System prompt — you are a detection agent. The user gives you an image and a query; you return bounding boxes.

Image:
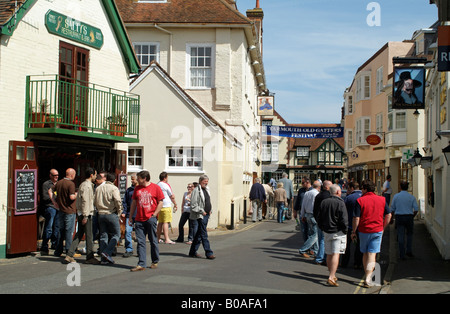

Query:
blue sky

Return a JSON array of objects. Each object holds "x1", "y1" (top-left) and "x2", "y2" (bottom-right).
[{"x1": 237, "y1": 0, "x2": 438, "y2": 124}]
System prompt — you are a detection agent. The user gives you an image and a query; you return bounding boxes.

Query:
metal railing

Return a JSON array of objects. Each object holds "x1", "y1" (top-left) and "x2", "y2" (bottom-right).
[{"x1": 25, "y1": 75, "x2": 140, "y2": 142}]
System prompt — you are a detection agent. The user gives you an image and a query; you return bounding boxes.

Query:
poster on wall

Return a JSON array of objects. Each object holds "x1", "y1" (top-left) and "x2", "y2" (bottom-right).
[
  {"x1": 392, "y1": 67, "x2": 425, "y2": 110},
  {"x1": 257, "y1": 96, "x2": 274, "y2": 116}
]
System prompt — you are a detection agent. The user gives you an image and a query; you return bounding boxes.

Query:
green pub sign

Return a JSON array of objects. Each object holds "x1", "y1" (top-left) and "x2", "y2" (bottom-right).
[{"x1": 45, "y1": 10, "x2": 103, "y2": 49}]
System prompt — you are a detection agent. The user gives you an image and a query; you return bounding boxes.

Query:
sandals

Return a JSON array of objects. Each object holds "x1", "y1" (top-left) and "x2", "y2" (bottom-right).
[{"x1": 327, "y1": 278, "x2": 339, "y2": 287}]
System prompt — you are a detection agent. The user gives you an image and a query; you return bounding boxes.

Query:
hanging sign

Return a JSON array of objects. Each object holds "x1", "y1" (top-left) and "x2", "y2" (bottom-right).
[
  {"x1": 366, "y1": 134, "x2": 382, "y2": 145},
  {"x1": 45, "y1": 10, "x2": 104, "y2": 49},
  {"x1": 257, "y1": 96, "x2": 274, "y2": 116},
  {"x1": 438, "y1": 25, "x2": 450, "y2": 72},
  {"x1": 392, "y1": 67, "x2": 425, "y2": 110},
  {"x1": 264, "y1": 126, "x2": 343, "y2": 138}
]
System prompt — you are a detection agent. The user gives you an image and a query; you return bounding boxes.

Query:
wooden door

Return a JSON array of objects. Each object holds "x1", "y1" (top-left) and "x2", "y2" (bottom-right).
[
  {"x1": 7, "y1": 141, "x2": 38, "y2": 255},
  {"x1": 59, "y1": 41, "x2": 89, "y2": 128}
]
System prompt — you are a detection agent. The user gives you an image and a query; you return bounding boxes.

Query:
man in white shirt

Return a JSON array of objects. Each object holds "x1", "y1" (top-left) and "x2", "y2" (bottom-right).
[
  {"x1": 382, "y1": 175, "x2": 392, "y2": 205},
  {"x1": 157, "y1": 172, "x2": 178, "y2": 244},
  {"x1": 298, "y1": 180, "x2": 321, "y2": 258}
]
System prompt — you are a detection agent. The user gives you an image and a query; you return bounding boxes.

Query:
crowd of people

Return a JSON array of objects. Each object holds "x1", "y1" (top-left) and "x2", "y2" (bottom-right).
[
  {"x1": 40, "y1": 168, "x2": 215, "y2": 271},
  {"x1": 250, "y1": 172, "x2": 418, "y2": 288},
  {"x1": 40, "y1": 168, "x2": 418, "y2": 285},
  {"x1": 287, "y1": 175, "x2": 418, "y2": 288}
]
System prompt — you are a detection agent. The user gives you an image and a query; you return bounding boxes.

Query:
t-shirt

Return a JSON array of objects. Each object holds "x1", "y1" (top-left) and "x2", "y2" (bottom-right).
[
  {"x1": 157, "y1": 181, "x2": 173, "y2": 208},
  {"x1": 132, "y1": 183, "x2": 164, "y2": 222},
  {"x1": 202, "y1": 187, "x2": 211, "y2": 214},
  {"x1": 42, "y1": 179, "x2": 55, "y2": 207},
  {"x1": 354, "y1": 192, "x2": 392, "y2": 233},
  {"x1": 53, "y1": 178, "x2": 76, "y2": 214},
  {"x1": 383, "y1": 180, "x2": 392, "y2": 194}
]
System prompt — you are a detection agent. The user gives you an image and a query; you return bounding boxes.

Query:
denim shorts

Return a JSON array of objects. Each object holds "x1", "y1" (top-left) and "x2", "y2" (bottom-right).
[{"x1": 359, "y1": 231, "x2": 383, "y2": 253}]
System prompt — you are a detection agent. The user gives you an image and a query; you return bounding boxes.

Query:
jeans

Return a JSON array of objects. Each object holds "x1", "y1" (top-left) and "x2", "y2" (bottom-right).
[
  {"x1": 124, "y1": 217, "x2": 134, "y2": 253},
  {"x1": 189, "y1": 214, "x2": 214, "y2": 258},
  {"x1": 300, "y1": 219, "x2": 309, "y2": 242},
  {"x1": 299, "y1": 213, "x2": 318, "y2": 255},
  {"x1": 383, "y1": 193, "x2": 391, "y2": 206},
  {"x1": 135, "y1": 217, "x2": 159, "y2": 267},
  {"x1": 315, "y1": 227, "x2": 326, "y2": 263},
  {"x1": 176, "y1": 212, "x2": 194, "y2": 242},
  {"x1": 395, "y1": 215, "x2": 414, "y2": 258},
  {"x1": 68, "y1": 215, "x2": 95, "y2": 259},
  {"x1": 276, "y1": 202, "x2": 285, "y2": 223},
  {"x1": 98, "y1": 214, "x2": 121, "y2": 259},
  {"x1": 252, "y1": 200, "x2": 263, "y2": 222},
  {"x1": 54, "y1": 212, "x2": 76, "y2": 256},
  {"x1": 190, "y1": 218, "x2": 200, "y2": 243},
  {"x1": 41, "y1": 206, "x2": 60, "y2": 251}
]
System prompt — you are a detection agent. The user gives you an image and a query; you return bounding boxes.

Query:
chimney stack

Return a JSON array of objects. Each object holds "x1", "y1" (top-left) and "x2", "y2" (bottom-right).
[{"x1": 246, "y1": 0, "x2": 264, "y2": 55}]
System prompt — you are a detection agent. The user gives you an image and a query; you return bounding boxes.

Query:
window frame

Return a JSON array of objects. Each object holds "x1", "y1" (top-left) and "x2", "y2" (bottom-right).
[
  {"x1": 356, "y1": 72, "x2": 371, "y2": 102},
  {"x1": 376, "y1": 66, "x2": 383, "y2": 95},
  {"x1": 128, "y1": 147, "x2": 143, "y2": 172},
  {"x1": 186, "y1": 43, "x2": 215, "y2": 89},
  {"x1": 133, "y1": 42, "x2": 160, "y2": 67},
  {"x1": 356, "y1": 117, "x2": 371, "y2": 145},
  {"x1": 296, "y1": 146, "x2": 310, "y2": 158},
  {"x1": 345, "y1": 129, "x2": 353, "y2": 152},
  {"x1": 166, "y1": 147, "x2": 204, "y2": 173}
]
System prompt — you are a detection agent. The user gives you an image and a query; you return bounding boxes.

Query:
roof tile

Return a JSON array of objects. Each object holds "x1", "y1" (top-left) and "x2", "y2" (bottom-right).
[{"x1": 116, "y1": 0, "x2": 251, "y2": 25}]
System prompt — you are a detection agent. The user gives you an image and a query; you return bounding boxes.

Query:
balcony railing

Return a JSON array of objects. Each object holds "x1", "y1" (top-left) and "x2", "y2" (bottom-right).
[{"x1": 25, "y1": 75, "x2": 140, "y2": 142}]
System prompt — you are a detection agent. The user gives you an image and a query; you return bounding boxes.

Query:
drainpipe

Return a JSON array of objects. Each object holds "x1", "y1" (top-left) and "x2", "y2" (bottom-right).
[{"x1": 154, "y1": 23, "x2": 172, "y2": 76}]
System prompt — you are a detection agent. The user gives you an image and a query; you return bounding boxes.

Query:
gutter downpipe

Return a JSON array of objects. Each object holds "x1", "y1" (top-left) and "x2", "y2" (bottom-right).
[{"x1": 154, "y1": 23, "x2": 172, "y2": 76}]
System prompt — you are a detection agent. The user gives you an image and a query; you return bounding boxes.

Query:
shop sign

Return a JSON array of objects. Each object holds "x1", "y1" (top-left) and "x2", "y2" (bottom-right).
[
  {"x1": 402, "y1": 148, "x2": 413, "y2": 164},
  {"x1": 45, "y1": 10, "x2": 103, "y2": 49},
  {"x1": 438, "y1": 25, "x2": 450, "y2": 72},
  {"x1": 366, "y1": 134, "x2": 382, "y2": 145}
]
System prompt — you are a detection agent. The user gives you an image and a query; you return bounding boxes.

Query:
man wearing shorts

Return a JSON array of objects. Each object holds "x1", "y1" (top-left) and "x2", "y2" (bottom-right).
[
  {"x1": 317, "y1": 184, "x2": 348, "y2": 287},
  {"x1": 352, "y1": 180, "x2": 392, "y2": 287},
  {"x1": 157, "y1": 172, "x2": 178, "y2": 244}
]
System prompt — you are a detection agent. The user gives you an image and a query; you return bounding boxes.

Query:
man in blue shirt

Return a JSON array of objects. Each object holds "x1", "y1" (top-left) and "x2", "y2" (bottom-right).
[
  {"x1": 342, "y1": 181, "x2": 363, "y2": 268},
  {"x1": 391, "y1": 181, "x2": 419, "y2": 260},
  {"x1": 121, "y1": 174, "x2": 137, "y2": 257}
]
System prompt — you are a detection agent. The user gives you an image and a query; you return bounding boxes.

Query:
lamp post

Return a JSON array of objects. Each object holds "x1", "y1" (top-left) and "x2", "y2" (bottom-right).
[
  {"x1": 443, "y1": 144, "x2": 450, "y2": 165},
  {"x1": 413, "y1": 148, "x2": 423, "y2": 167}
]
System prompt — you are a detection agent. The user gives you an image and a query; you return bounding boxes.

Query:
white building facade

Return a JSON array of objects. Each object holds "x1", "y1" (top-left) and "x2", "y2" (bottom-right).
[{"x1": 117, "y1": 0, "x2": 267, "y2": 227}]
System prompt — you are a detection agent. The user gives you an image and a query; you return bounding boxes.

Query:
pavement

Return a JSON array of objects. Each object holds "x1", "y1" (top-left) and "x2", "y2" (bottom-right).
[{"x1": 380, "y1": 217, "x2": 450, "y2": 294}]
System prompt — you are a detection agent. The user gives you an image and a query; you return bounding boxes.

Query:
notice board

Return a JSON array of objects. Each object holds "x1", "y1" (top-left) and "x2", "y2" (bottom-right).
[{"x1": 14, "y1": 169, "x2": 37, "y2": 215}]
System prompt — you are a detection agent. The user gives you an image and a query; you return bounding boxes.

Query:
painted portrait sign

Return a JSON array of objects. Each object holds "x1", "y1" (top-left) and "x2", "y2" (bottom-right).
[
  {"x1": 392, "y1": 67, "x2": 425, "y2": 110},
  {"x1": 257, "y1": 96, "x2": 274, "y2": 116}
]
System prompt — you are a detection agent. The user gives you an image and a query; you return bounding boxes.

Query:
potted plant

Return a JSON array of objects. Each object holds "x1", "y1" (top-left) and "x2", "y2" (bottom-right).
[
  {"x1": 107, "y1": 113, "x2": 127, "y2": 136},
  {"x1": 30, "y1": 99, "x2": 50, "y2": 128}
]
